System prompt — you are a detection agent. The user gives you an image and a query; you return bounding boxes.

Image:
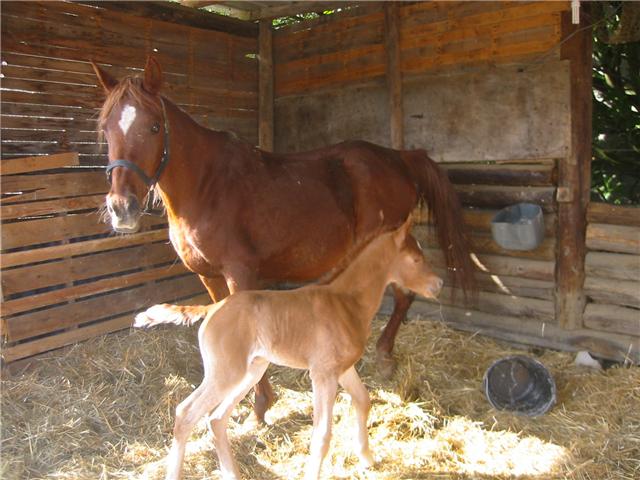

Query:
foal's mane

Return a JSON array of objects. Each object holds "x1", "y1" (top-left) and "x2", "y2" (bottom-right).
[
  {"x1": 98, "y1": 76, "x2": 162, "y2": 130},
  {"x1": 317, "y1": 223, "x2": 399, "y2": 285}
]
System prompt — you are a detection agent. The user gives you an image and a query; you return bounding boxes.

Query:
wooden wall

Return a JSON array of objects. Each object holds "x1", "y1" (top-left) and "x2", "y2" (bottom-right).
[
  {"x1": 0, "y1": 0, "x2": 259, "y2": 165},
  {"x1": 0, "y1": 154, "x2": 209, "y2": 362},
  {"x1": 273, "y1": 2, "x2": 638, "y2": 363},
  {"x1": 584, "y1": 204, "x2": 640, "y2": 350}
]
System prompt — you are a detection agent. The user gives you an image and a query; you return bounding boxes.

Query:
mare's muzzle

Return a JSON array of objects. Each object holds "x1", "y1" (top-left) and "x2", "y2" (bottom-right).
[{"x1": 107, "y1": 194, "x2": 142, "y2": 233}]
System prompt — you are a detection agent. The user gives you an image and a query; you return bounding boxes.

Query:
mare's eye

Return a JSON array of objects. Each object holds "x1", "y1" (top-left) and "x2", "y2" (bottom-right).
[{"x1": 150, "y1": 122, "x2": 160, "y2": 134}]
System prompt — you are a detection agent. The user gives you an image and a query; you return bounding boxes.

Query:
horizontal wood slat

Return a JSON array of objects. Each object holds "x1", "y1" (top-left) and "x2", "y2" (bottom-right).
[{"x1": 1, "y1": 155, "x2": 204, "y2": 362}]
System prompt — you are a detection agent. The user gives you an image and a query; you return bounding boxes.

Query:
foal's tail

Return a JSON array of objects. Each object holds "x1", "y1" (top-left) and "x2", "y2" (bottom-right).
[
  {"x1": 134, "y1": 304, "x2": 211, "y2": 328},
  {"x1": 401, "y1": 150, "x2": 477, "y2": 301}
]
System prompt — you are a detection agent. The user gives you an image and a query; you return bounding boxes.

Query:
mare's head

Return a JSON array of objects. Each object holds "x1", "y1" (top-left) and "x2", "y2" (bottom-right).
[
  {"x1": 92, "y1": 57, "x2": 167, "y2": 233},
  {"x1": 388, "y1": 218, "x2": 443, "y2": 299}
]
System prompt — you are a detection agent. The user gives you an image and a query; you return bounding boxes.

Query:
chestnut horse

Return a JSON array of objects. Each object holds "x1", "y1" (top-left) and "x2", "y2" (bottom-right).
[
  {"x1": 93, "y1": 57, "x2": 474, "y2": 422},
  {"x1": 134, "y1": 218, "x2": 443, "y2": 480}
]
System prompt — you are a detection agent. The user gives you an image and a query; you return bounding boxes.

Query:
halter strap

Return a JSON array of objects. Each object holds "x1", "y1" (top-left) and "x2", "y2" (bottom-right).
[{"x1": 105, "y1": 97, "x2": 171, "y2": 193}]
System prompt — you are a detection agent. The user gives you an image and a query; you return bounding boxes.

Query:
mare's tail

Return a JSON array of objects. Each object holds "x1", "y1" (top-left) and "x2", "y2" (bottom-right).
[
  {"x1": 401, "y1": 150, "x2": 477, "y2": 301},
  {"x1": 134, "y1": 304, "x2": 211, "y2": 328}
]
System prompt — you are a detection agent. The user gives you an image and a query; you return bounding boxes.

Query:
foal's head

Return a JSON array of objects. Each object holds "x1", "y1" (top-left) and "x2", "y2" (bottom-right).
[
  {"x1": 92, "y1": 57, "x2": 166, "y2": 233},
  {"x1": 389, "y1": 218, "x2": 443, "y2": 300}
]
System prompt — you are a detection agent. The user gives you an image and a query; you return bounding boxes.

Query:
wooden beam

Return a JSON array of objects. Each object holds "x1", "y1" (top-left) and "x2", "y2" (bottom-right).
[
  {"x1": 252, "y1": 2, "x2": 354, "y2": 21},
  {"x1": 384, "y1": 2, "x2": 403, "y2": 149},
  {"x1": 555, "y1": 8, "x2": 593, "y2": 330},
  {"x1": 258, "y1": 20, "x2": 274, "y2": 152},
  {"x1": 1, "y1": 152, "x2": 79, "y2": 175},
  {"x1": 82, "y1": 1, "x2": 258, "y2": 37}
]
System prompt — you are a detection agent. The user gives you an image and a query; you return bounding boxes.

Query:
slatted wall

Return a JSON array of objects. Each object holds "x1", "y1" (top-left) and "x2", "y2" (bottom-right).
[
  {"x1": 1, "y1": 0, "x2": 259, "y2": 164},
  {"x1": 0, "y1": 153, "x2": 209, "y2": 362},
  {"x1": 584, "y1": 204, "x2": 640, "y2": 344},
  {"x1": 274, "y1": 1, "x2": 569, "y2": 97},
  {"x1": 0, "y1": 1, "x2": 260, "y2": 362}
]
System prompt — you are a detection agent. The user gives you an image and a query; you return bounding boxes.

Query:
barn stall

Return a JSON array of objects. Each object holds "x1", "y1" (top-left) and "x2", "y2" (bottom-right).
[{"x1": 1, "y1": 1, "x2": 639, "y2": 479}]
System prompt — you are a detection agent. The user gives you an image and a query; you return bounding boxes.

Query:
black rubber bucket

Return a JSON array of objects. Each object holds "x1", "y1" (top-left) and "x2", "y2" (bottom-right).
[{"x1": 483, "y1": 355, "x2": 556, "y2": 417}]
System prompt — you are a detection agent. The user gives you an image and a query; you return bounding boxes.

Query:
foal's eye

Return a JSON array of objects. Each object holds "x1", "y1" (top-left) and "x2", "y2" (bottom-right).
[{"x1": 150, "y1": 123, "x2": 160, "y2": 134}]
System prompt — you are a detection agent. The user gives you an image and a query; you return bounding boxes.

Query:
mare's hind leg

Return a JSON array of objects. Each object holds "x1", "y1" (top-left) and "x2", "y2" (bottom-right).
[
  {"x1": 208, "y1": 358, "x2": 270, "y2": 479},
  {"x1": 375, "y1": 284, "x2": 415, "y2": 378},
  {"x1": 338, "y1": 366, "x2": 374, "y2": 467}
]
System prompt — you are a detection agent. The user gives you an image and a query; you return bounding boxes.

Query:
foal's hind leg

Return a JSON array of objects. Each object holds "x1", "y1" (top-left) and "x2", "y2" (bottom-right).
[
  {"x1": 305, "y1": 373, "x2": 339, "y2": 480},
  {"x1": 208, "y1": 358, "x2": 270, "y2": 480},
  {"x1": 375, "y1": 284, "x2": 415, "y2": 378},
  {"x1": 166, "y1": 381, "x2": 222, "y2": 480},
  {"x1": 338, "y1": 366, "x2": 374, "y2": 467}
]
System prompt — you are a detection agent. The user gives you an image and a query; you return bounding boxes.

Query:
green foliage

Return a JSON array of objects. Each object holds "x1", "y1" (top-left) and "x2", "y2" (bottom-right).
[{"x1": 591, "y1": 5, "x2": 640, "y2": 204}]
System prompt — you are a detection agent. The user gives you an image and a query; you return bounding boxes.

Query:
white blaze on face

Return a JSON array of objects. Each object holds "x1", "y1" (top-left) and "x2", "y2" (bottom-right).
[{"x1": 118, "y1": 104, "x2": 137, "y2": 136}]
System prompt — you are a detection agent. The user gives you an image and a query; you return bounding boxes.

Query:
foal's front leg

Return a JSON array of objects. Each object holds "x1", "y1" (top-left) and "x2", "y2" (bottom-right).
[
  {"x1": 305, "y1": 373, "x2": 338, "y2": 480},
  {"x1": 338, "y1": 366, "x2": 374, "y2": 467}
]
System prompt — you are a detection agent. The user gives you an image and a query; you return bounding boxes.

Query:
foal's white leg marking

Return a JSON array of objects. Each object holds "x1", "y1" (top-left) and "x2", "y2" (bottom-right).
[
  {"x1": 305, "y1": 376, "x2": 338, "y2": 480},
  {"x1": 338, "y1": 366, "x2": 374, "y2": 467},
  {"x1": 118, "y1": 104, "x2": 137, "y2": 136}
]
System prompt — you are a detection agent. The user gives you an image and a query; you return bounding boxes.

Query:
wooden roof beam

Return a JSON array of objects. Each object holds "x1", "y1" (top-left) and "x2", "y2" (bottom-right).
[{"x1": 85, "y1": 1, "x2": 258, "y2": 37}]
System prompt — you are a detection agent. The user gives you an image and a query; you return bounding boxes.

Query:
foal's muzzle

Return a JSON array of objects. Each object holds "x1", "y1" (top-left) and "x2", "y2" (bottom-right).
[{"x1": 106, "y1": 194, "x2": 142, "y2": 233}]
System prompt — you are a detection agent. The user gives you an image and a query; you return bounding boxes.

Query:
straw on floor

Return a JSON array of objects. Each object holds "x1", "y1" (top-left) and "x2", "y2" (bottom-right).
[{"x1": 1, "y1": 314, "x2": 638, "y2": 480}]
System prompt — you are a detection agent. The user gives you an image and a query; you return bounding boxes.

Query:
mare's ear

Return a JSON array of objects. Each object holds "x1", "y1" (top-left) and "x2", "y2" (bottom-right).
[
  {"x1": 143, "y1": 56, "x2": 163, "y2": 95},
  {"x1": 394, "y1": 216, "x2": 413, "y2": 247},
  {"x1": 91, "y1": 60, "x2": 118, "y2": 93}
]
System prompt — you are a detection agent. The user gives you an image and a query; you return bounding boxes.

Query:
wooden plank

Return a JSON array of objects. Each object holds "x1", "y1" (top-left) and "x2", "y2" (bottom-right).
[
  {"x1": 588, "y1": 202, "x2": 640, "y2": 227},
  {"x1": 1, "y1": 242, "x2": 176, "y2": 297},
  {"x1": 1, "y1": 152, "x2": 79, "y2": 175},
  {"x1": 585, "y1": 277, "x2": 640, "y2": 309},
  {"x1": 586, "y1": 224, "x2": 640, "y2": 255},
  {"x1": 2, "y1": 263, "x2": 189, "y2": 317},
  {"x1": 436, "y1": 286, "x2": 555, "y2": 322},
  {"x1": 1, "y1": 229, "x2": 168, "y2": 268},
  {"x1": 400, "y1": 301, "x2": 639, "y2": 364},
  {"x1": 584, "y1": 304, "x2": 640, "y2": 337},
  {"x1": 1, "y1": 293, "x2": 210, "y2": 363},
  {"x1": 4, "y1": 273, "x2": 204, "y2": 342},
  {"x1": 425, "y1": 247, "x2": 555, "y2": 281},
  {"x1": 0, "y1": 194, "x2": 104, "y2": 221},
  {"x1": 443, "y1": 162, "x2": 557, "y2": 186},
  {"x1": 384, "y1": 2, "x2": 403, "y2": 150},
  {"x1": 472, "y1": 272, "x2": 555, "y2": 301},
  {"x1": 1, "y1": 170, "x2": 107, "y2": 203},
  {"x1": 258, "y1": 20, "x2": 274, "y2": 152},
  {"x1": 585, "y1": 252, "x2": 640, "y2": 281},
  {"x1": 415, "y1": 225, "x2": 555, "y2": 261},
  {"x1": 454, "y1": 185, "x2": 556, "y2": 212},
  {"x1": 556, "y1": 8, "x2": 593, "y2": 330}
]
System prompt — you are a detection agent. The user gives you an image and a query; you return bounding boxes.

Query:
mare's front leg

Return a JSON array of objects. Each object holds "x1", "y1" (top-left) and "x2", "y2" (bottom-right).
[
  {"x1": 199, "y1": 274, "x2": 231, "y2": 302},
  {"x1": 305, "y1": 373, "x2": 339, "y2": 480},
  {"x1": 225, "y1": 266, "x2": 276, "y2": 424},
  {"x1": 375, "y1": 284, "x2": 415, "y2": 378}
]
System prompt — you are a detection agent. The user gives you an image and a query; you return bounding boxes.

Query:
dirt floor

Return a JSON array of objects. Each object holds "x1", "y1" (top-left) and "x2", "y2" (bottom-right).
[{"x1": 1, "y1": 314, "x2": 638, "y2": 479}]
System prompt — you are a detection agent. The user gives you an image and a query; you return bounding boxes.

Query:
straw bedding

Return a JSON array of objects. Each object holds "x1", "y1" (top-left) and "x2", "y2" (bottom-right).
[{"x1": 2, "y1": 315, "x2": 638, "y2": 479}]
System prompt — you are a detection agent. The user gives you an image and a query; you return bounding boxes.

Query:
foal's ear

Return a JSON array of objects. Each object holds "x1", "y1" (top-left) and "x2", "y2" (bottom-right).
[
  {"x1": 143, "y1": 56, "x2": 163, "y2": 95},
  {"x1": 91, "y1": 60, "x2": 118, "y2": 93},
  {"x1": 394, "y1": 216, "x2": 413, "y2": 247}
]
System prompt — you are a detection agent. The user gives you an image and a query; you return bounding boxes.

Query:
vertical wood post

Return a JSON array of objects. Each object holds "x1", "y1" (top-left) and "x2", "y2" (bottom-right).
[
  {"x1": 556, "y1": 9, "x2": 593, "y2": 330},
  {"x1": 259, "y1": 19, "x2": 274, "y2": 151},
  {"x1": 384, "y1": 2, "x2": 404, "y2": 150}
]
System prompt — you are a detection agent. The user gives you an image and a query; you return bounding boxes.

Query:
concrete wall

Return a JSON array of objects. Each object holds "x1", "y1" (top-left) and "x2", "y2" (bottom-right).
[{"x1": 275, "y1": 61, "x2": 570, "y2": 161}]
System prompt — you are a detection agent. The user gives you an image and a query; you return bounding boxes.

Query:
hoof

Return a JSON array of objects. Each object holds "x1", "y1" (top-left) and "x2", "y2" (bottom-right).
[
  {"x1": 376, "y1": 351, "x2": 396, "y2": 379},
  {"x1": 358, "y1": 449, "x2": 375, "y2": 468}
]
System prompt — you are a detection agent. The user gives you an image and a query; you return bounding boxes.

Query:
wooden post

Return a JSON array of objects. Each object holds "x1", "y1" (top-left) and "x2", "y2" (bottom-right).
[
  {"x1": 555, "y1": 9, "x2": 593, "y2": 330},
  {"x1": 384, "y1": 2, "x2": 403, "y2": 150},
  {"x1": 258, "y1": 19, "x2": 274, "y2": 151}
]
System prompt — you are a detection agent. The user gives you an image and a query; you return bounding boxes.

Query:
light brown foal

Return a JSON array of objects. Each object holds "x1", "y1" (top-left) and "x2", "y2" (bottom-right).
[{"x1": 134, "y1": 218, "x2": 443, "y2": 480}]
